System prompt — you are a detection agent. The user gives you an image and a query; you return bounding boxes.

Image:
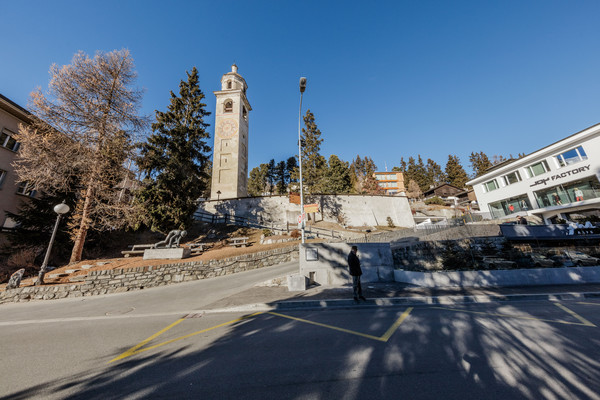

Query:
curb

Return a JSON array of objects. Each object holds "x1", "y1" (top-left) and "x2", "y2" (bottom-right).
[{"x1": 213, "y1": 291, "x2": 600, "y2": 313}]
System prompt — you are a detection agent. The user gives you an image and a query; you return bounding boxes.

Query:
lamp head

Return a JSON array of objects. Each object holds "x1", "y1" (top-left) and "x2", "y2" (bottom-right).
[
  {"x1": 54, "y1": 202, "x2": 70, "y2": 215},
  {"x1": 299, "y1": 77, "x2": 307, "y2": 93}
]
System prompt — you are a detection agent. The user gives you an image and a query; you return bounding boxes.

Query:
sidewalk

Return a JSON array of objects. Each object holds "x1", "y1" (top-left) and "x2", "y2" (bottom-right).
[{"x1": 203, "y1": 282, "x2": 600, "y2": 312}]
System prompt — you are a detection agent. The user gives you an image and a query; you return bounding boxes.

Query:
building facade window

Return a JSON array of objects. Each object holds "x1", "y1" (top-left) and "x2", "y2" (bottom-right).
[
  {"x1": 533, "y1": 176, "x2": 600, "y2": 208},
  {"x1": 16, "y1": 182, "x2": 36, "y2": 197},
  {"x1": 488, "y1": 194, "x2": 532, "y2": 219},
  {"x1": 555, "y1": 146, "x2": 587, "y2": 167},
  {"x1": 227, "y1": 80, "x2": 232, "y2": 89},
  {"x1": 0, "y1": 169, "x2": 6, "y2": 188},
  {"x1": 223, "y1": 100, "x2": 233, "y2": 113},
  {"x1": 525, "y1": 160, "x2": 550, "y2": 177},
  {"x1": 0, "y1": 129, "x2": 19, "y2": 152},
  {"x1": 502, "y1": 170, "x2": 522, "y2": 186},
  {"x1": 482, "y1": 179, "x2": 499, "y2": 193}
]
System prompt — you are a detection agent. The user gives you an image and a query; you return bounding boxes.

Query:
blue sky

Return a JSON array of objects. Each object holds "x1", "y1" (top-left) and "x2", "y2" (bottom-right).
[{"x1": 2, "y1": 1, "x2": 600, "y2": 175}]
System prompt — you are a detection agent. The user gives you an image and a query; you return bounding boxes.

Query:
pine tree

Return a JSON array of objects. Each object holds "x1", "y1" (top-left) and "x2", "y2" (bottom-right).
[
  {"x1": 415, "y1": 155, "x2": 429, "y2": 191},
  {"x1": 350, "y1": 155, "x2": 381, "y2": 194},
  {"x1": 136, "y1": 67, "x2": 211, "y2": 233},
  {"x1": 300, "y1": 110, "x2": 327, "y2": 194},
  {"x1": 325, "y1": 155, "x2": 352, "y2": 193},
  {"x1": 426, "y1": 158, "x2": 446, "y2": 187},
  {"x1": 275, "y1": 161, "x2": 288, "y2": 194},
  {"x1": 445, "y1": 155, "x2": 469, "y2": 188},
  {"x1": 364, "y1": 157, "x2": 382, "y2": 194},
  {"x1": 248, "y1": 164, "x2": 269, "y2": 196},
  {"x1": 392, "y1": 157, "x2": 406, "y2": 173},
  {"x1": 7, "y1": 189, "x2": 78, "y2": 262},
  {"x1": 469, "y1": 151, "x2": 492, "y2": 177},
  {"x1": 406, "y1": 156, "x2": 428, "y2": 191},
  {"x1": 286, "y1": 156, "x2": 298, "y2": 191},
  {"x1": 267, "y1": 159, "x2": 276, "y2": 194},
  {"x1": 404, "y1": 157, "x2": 416, "y2": 187}
]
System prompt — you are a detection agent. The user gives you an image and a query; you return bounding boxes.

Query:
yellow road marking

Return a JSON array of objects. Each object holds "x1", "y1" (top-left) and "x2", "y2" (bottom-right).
[
  {"x1": 380, "y1": 307, "x2": 414, "y2": 341},
  {"x1": 431, "y1": 304, "x2": 595, "y2": 327},
  {"x1": 110, "y1": 318, "x2": 185, "y2": 363},
  {"x1": 110, "y1": 308, "x2": 414, "y2": 363},
  {"x1": 109, "y1": 312, "x2": 263, "y2": 363},
  {"x1": 577, "y1": 302, "x2": 600, "y2": 306},
  {"x1": 555, "y1": 303, "x2": 596, "y2": 327},
  {"x1": 268, "y1": 308, "x2": 413, "y2": 342}
]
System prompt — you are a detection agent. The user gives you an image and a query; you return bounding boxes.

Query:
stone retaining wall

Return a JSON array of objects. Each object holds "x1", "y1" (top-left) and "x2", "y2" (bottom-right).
[{"x1": 0, "y1": 245, "x2": 299, "y2": 304}]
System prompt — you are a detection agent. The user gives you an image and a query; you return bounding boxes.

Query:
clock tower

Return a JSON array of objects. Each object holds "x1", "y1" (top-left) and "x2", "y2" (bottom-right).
[{"x1": 211, "y1": 64, "x2": 251, "y2": 199}]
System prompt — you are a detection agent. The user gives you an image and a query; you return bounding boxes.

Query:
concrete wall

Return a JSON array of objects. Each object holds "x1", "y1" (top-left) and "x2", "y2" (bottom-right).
[
  {"x1": 299, "y1": 243, "x2": 394, "y2": 286},
  {"x1": 199, "y1": 194, "x2": 415, "y2": 229},
  {"x1": 394, "y1": 266, "x2": 600, "y2": 288}
]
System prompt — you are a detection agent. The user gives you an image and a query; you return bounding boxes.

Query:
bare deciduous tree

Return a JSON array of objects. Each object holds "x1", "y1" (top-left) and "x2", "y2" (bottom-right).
[{"x1": 13, "y1": 49, "x2": 147, "y2": 263}]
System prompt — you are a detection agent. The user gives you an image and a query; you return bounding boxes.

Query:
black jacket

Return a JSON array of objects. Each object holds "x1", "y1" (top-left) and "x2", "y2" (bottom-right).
[{"x1": 348, "y1": 251, "x2": 362, "y2": 276}]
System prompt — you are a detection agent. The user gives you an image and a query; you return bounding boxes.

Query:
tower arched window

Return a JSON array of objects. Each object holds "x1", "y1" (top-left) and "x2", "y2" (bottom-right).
[
  {"x1": 227, "y1": 80, "x2": 232, "y2": 89},
  {"x1": 224, "y1": 100, "x2": 233, "y2": 113}
]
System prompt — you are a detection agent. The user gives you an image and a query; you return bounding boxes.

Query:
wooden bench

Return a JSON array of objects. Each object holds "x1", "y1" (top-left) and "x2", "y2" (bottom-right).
[
  {"x1": 121, "y1": 244, "x2": 155, "y2": 258},
  {"x1": 228, "y1": 237, "x2": 250, "y2": 247}
]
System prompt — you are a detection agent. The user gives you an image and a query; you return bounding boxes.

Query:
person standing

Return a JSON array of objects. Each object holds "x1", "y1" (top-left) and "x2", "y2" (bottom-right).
[
  {"x1": 517, "y1": 215, "x2": 528, "y2": 225},
  {"x1": 348, "y1": 245, "x2": 366, "y2": 302},
  {"x1": 574, "y1": 187, "x2": 584, "y2": 201}
]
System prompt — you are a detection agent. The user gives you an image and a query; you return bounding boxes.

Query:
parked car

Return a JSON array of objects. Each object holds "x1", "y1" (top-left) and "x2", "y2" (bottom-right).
[
  {"x1": 551, "y1": 250, "x2": 600, "y2": 267},
  {"x1": 563, "y1": 250, "x2": 600, "y2": 266}
]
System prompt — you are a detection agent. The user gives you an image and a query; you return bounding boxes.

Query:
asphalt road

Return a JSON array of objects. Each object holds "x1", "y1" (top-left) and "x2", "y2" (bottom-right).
[{"x1": 1, "y1": 264, "x2": 600, "y2": 399}]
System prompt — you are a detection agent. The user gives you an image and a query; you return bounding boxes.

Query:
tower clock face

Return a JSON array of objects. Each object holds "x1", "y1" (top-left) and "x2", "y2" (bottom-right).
[{"x1": 217, "y1": 119, "x2": 238, "y2": 138}]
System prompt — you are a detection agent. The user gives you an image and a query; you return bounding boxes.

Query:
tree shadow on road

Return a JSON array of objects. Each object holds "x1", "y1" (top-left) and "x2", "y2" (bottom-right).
[{"x1": 3, "y1": 293, "x2": 600, "y2": 399}]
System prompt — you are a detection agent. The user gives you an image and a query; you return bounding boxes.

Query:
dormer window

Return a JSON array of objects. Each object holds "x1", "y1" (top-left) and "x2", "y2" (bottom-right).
[
  {"x1": 224, "y1": 100, "x2": 233, "y2": 113},
  {"x1": 227, "y1": 80, "x2": 232, "y2": 89}
]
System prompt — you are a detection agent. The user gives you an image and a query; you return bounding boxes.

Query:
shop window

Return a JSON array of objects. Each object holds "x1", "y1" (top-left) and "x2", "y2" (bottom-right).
[
  {"x1": 502, "y1": 170, "x2": 522, "y2": 186},
  {"x1": 525, "y1": 160, "x2": 550, "y2": 177},
  {"x1": 555, "y1": 146, "x2": 587, "y2": 167},
  {"x1": 223, "y1": 100, "x2": 233, "y2": 113},
  {"x1": 482, "y1": 179, "x2": 499, "y2": 193},
  {"x1": 534, "y1": 176, "x2": 600, "y2": 208},
  {"x1": 0, "y1": 130, "x2": 20, "y2": 152},
  {"x1": 488, "y1": 195, "x2": 532, "y2": 218}
]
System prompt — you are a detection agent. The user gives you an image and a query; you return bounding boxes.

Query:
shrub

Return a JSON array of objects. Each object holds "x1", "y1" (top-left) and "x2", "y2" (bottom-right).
[
  {"x1": 425, "y1": 196, "x2": 445, "y2": 205},
  {"x1": 290, "y1": 229, "x2": 301, "y2": 239},
  {"x1": 262, "y1": 229, "x2": 272, "y2": 237},
  {"x1": 387, "y1": 216, "x2": 395, "y2": 228}
]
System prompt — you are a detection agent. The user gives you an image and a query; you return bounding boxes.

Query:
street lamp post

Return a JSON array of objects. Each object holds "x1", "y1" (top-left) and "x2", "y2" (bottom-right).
[
  {"x1": 298, "y1": 77, "x2": 307, "y2": 244},
  {"x1": 36, "y1": 201, "x2": 70, "y2": 285}
]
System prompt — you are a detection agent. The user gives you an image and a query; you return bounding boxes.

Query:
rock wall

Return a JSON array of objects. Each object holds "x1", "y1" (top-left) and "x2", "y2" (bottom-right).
[{"x1": 0, "y1": 245, "x2": 298, "y2": 304}]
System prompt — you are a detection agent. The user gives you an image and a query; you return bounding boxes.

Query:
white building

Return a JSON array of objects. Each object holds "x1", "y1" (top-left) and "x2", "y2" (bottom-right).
[{"x1": 467, "y1": 123, "x2": 600, "y2": 224}]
